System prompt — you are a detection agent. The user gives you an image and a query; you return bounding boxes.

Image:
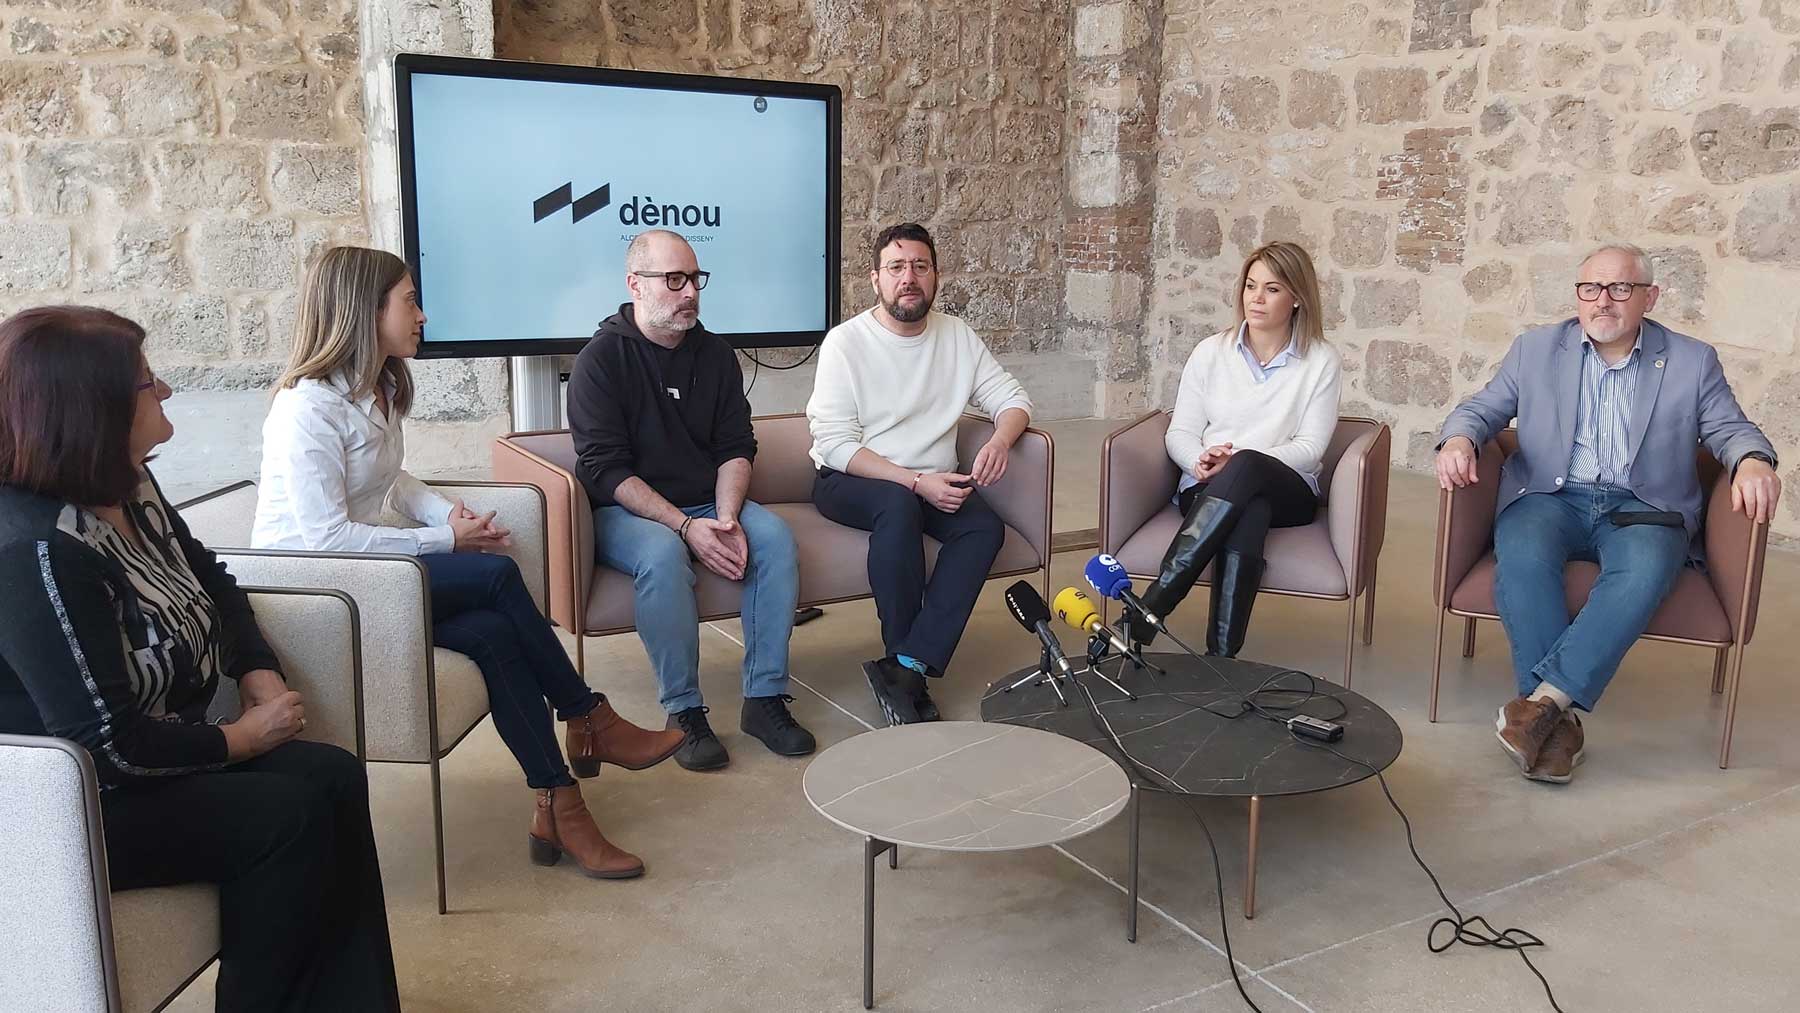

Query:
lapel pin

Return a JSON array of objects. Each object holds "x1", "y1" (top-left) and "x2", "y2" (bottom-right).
[{"x1": 1654, "y1": 359, "x2": 1664, "y2": 369}]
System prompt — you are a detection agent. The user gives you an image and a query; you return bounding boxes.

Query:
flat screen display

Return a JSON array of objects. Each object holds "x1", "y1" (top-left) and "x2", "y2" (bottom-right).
[{"x1": 395, "y1": 54, "x2": 841, "y2": 357}]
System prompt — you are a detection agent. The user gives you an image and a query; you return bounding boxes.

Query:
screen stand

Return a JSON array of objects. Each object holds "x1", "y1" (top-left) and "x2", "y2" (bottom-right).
[{"x1": 511, "y1": 355, "x2": 563, "y2": 432}]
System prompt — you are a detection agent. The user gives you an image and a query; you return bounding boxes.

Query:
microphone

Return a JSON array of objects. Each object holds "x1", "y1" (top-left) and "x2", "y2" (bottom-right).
[
  {"x1": 1053, "y1": 587, "x2": 1134, "y2": 657},
  {"x1": 1004, "y1": 580, "x2": 1073, "y2": 677},
  {"x1": 1082, "y1": 554, "x2": 1164, "y2": 632}
]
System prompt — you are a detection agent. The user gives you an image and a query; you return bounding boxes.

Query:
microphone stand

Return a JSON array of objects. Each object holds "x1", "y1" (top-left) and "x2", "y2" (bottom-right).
[{"x1": 1002, "y1": 645, "x2": 1070, "y2": 705}]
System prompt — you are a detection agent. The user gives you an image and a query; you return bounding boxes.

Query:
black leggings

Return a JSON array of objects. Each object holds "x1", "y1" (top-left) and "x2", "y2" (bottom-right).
[
  {"x1": 1176, "y1": 449, "x2": 1318, "y2": 558},
  {"x1": 101, "y1": 740, "x2": 400, "y2": 1013}
]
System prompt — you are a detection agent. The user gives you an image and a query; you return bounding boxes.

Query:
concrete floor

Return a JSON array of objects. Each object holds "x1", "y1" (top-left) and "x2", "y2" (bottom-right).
[{"x1": 170, "y1": 419, "x2": 1800, "y2": 1012}]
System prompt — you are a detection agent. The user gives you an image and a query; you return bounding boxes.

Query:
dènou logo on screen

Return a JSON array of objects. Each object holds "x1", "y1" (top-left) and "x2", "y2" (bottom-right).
[{"x1": 533, "y1": 181, "x2": 722, "y2": 229}]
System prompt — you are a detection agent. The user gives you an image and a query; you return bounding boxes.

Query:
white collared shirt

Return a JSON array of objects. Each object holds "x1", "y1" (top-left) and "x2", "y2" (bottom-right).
[
  {"x1": 251, "y1": 374, "x2": 455, "y2": 555},
  {"x1": 1232, "y1": 321, "x2": 1299, "y2": 384}
]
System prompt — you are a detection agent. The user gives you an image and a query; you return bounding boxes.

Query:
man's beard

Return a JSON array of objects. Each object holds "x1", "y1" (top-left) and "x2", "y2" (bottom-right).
[
  {"x1": 643, "y1": 300, "x2": 698, "y2": 333},
  {"x1": 883, "y1": 287, "x2": 933, "y2": 323}
]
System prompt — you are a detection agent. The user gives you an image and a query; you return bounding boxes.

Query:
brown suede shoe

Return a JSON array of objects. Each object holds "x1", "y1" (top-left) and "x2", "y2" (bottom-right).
[
  {"x1": 565, "y1": 700, "x2": 686, "y2": 778},
  {"x1": 1496, "y1": 696, "x2": 1562, "y2": 773},
  {"x1": 528, "y1": 785, "x2": 644, "y2": 879},
  {"x1": 1526, "y1": 711, "x2": 1585, "y2": 784}
]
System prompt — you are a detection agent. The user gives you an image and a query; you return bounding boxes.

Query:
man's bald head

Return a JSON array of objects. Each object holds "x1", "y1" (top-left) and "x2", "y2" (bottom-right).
[{"x1": 625, "y1": 229, "x2": 693, "y2": 273}]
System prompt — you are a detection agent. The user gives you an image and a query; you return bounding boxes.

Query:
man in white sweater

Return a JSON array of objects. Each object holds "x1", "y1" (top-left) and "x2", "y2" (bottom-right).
[{"x1": 806, "y1": 223, "x2": 1034, "y2": 725}]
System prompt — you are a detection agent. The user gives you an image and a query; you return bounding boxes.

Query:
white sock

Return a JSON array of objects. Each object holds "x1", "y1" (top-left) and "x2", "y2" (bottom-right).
[{"x1": 1529, "y1": 683, "x2": 1573, "y2": 711}]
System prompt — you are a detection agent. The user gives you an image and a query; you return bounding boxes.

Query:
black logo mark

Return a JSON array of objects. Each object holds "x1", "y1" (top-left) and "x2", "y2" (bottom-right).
[{"x1": 534, "y1": 182, "x2": 611, "y2": 224}]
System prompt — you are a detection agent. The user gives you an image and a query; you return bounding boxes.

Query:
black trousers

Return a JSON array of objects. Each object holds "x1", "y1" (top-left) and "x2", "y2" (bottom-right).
[
  {"x1": 1175, "y1": 449, "x2": 1318, "y2": 559},
  {"x1": 813, "y1": 468, "x2": 1006, "y2": 675},
  {"x1": 101, "y1": 740, "x2": 401, "y2": 1013}
]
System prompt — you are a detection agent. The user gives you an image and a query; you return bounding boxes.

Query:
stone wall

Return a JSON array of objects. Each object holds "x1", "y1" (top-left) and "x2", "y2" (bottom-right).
[
  {"x1": 492, "y1": 0, "x2": 1101, "y2": 419},
  {"x1": 1149, "y1": 0, "x2": 1800, "y2": 538}
]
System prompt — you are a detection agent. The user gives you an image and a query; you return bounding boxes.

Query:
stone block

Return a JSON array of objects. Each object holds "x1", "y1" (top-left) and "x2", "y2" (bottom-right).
[
  {"x1": 104, "y1": 222, "x2": 190, "y2": 291},
  {"x1": 1288, "y1": 69, "x2": 1345, "y2": 130},
  {"x1": 1529, "y1": 251, "x2": 1582, "y2": 315},
  {"x1": 1013, "y1": 276, "x2": 1059, "y2": 330},
  {"x1": 1487, "y1": 35, "x2": 1534, "y2": 93},
  {"x1": 1462, "y1": 261, "x2": 1516, "y2": 303},
  {"x1": 1588, "y1": 181, "x2": 1644, "y2": 241},
  {"x1": 90, "y1": 65, "x2": 217, "y2": 137},
  {"x1": 815, "y1": 0, "x2": 882, "y2": 62},
  {"x1": 1262, "y1": 205, "x2": 1317, "y2": 249},
  {"x1": 1173, "y1": 207, "x2": 1222, "y2": 259},
  {"x1": 940, "y1": 168, "x2": 1014, "y2": 222},
  {"x1": 1015, "y1": 168, "x2": 1062, "y2": 221},
  {"x1": 1159, "y1": 81, "x2": 1214, "y2": 139},
  {"x1": 994, "y1": 108, "x2": 1060, "y2": 164},
  {"x1": 226, "y1": 70, "x2": 334, "y2": 141},
  {"x1": 1691, "y1": 103, "x2": 1800, "y2": 182},
  {"x1": 1671, "y1": 0, "x2": 1747, "y2": 19},
  {"x1": 185, "y1": 34, "x2": 238, "y2": 69},
  {"x1": 271, "y1": 144, "x2": 360, "y2": 215},
  {"x1": 609, "y1": 0, "x2": 698, "y2": 46},
  {"x1": 1629, "y1": 126, "x2": 1689, "y2": 174},
  {"x1": 11, "y1": 17, "x2": 60, "y2": 54},
  {"x1": 1766, "y1": 0, "x2": 1800, "y2": 32},
  {"x1": 1443, "y1": 66, "x2": 1479, "y2": 115},
  {"x1": 1735, "y1": 181, "x2": 1800, "y2": 263},
  {"x1": 1539, "y1": 96, "x2": 1615, "y2": 170},
  {"x1": 154, "y1": 142, "x2": 267, "y2": 213},
  {"x1": 842, "y1": 104, "x2": 890, "y2": 162},
  {"x1": 1647, "y1": 193, "x2": 1727, "y2": 234},
  {"x1": 1072, "y1": 152, "x2": 1123, "y2": 207},
  {"x1": 1355, "y1": 67, "x2": 1430, "y2": 125},
  {"x1": 873, "y1": 166, "x2": 940, "y2": 221},
  {"x1": 1497, "y1": 0, "x2": 1559, "y2": 26},
  {"x1": 1753, "y1": 371, "x2": 1800, "y2": 446},
  {"x1": 1064, "y1": 269, "x2": 1142, "y2": 325},
  {"x1": 1538, "y1": 42, "x2": 1598, "y2": 87},
  {"x1": 20, "y1": 141, "x2": 147, "y2": 215},
  {"x1": 0, "y1": 64, "x2": 81, "y2": 136},
  {"x1": 1494, "y1": 172, "x2": 1572, "y2": 246},
  {"x1": 67, "y1": 24, "x2": 138, "y2": 55},
  {"x1": 1362, "y1": 337, "x2": 1450, "y2": 406},
  {"x1": 410, "y1": 359, "x2": 511, "y2": 422},
  {"x1": 842, "y1": 168, "x2": 874, "y2": 221},
  {"x1": 1351, "y1": 277, "x2": 1421, "y2": 329},
  {"x1": 0, "y1": 223, "x2": 73, "y2": 293},
  {"x1": 938, "y1": 275, "x2": 1014, "y2": 331},
  {"x1": 197, "y1": 218, "x2": 299, "y2": 290},
  {"x1": 1647, "y1": 246, "x2": 1705, "y2": 321},
  {"x1": 139, "y1": 293, "x2": 230, "y2": 359},
  {"x1": 122, "y1": 0, "x2": 242, "y2": 16},
  {"x1": 1648, "y1": 59, "x2": 1705, "y2": 110},
  {"x1": 939, "y1": 107, "x2": 993, "y2": 162},
  {"x1": 1218, "y1": 76, "x2": 1281, "y2": 132},
  {"x1": 1074, "y1": 2, "x2": 1146, "y2": 58},
  {"x1": 1331, "y1": 209, "x2": 1389, "y2": 269},
  {"x1": 1723, "y1": 34, "x2": 1767, "y2": 90}
]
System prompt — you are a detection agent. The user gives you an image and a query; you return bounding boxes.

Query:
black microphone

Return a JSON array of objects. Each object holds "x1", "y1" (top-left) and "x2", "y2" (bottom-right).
[{"x1": 1004, "y1": 580, "x2": 1073, "y2": 677}]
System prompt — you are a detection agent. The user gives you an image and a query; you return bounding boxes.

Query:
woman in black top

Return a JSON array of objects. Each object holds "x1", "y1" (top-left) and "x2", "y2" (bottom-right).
[{"x1": 0, "y1": 306, "x2": 400, "y2": 1013}]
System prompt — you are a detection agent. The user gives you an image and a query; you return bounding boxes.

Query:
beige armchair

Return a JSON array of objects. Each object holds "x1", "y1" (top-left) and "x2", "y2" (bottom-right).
[
  {"x1": 1428, "y1": 431, "x2": 1770, "y2": 768},
  {"x1": 491, "y1": 413, "x2": 1054, "y2": 673},
  {"x1": 1098, "y1": 413, "x2": 1391, "y2": 687},
  {"x1": 0, "y1": 586, "x2": 363, "y2": 1013},
  {"x1": 176, "y1": 479, "x2": 550, "y2": 914}
]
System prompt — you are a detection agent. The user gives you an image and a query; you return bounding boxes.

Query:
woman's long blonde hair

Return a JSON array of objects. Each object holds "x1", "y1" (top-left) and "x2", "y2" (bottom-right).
[
  {"x1": 277, "y1": 246, "x2": 416, "y2": 416},
  {"x1": 1234, "y1": 241, "x2": 1327, "y2": 356}
]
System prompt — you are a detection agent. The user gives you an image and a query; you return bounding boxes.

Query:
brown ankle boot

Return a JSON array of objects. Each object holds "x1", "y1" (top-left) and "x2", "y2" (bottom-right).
[
  {"x1": 527, "y1": 785, "x2": 644, "y2": 879},
  {"x1": 565, "y1": 700, "x2": 687, "y2": 777}
]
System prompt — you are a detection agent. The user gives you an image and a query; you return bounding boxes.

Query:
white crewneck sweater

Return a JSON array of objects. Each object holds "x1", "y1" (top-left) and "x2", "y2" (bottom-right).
[
  {"x1": 807, "y1": 308, "x2": 1034, "y2": 474},
  {"x1": 1166, "y1": 329, "x2": 1343, "y2": 493}
]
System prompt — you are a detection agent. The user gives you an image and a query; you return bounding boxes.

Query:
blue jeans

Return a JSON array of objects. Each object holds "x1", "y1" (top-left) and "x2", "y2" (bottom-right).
[
  {"x1": 421, "y1": 552, "x2": 600, "y2": 790},
  {"x1": 594, "y1": 500, "x2": 799, "y2": 714},
  {"x1": 1492, "y1": 484, "x2": 1688, "y2": 711}
]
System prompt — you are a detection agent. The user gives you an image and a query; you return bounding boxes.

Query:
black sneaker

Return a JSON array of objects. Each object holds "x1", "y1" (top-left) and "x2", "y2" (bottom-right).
[
  {"x1": 914, "y1": 684, "x2": 941, "y2": 722},
  {"x1": 861, "y1": 658, "x2": 922, "y2": 726},
  {"x1": 667, "y1": 706, "x2": 729, "y2": 771},
  {"x1": 741, "y1": 694, "x2": 817, "y2": 756}
]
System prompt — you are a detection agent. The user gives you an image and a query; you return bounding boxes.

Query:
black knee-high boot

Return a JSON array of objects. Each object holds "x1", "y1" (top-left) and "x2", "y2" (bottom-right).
[
  {"x1": 1130, "y1": 495, "x2": 1241, "y2": 645},
  {"x1": 1205, "y1": 550, "x2": 1265, "y2": 657}
]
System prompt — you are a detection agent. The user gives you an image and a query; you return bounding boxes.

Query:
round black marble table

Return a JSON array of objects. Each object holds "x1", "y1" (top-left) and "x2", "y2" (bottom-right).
[{"x1": 980, "y1": 651, "x2": 1402, "y2": 930}]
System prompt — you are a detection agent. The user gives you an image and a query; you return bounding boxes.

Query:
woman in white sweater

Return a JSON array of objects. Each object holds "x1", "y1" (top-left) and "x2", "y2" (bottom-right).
[
  {"x1": 252, "y1": 247, "x2": 685, "y2": 881},
  {"x1": 1131, "y1": 241, "x2": 1342, "y2": 657}
]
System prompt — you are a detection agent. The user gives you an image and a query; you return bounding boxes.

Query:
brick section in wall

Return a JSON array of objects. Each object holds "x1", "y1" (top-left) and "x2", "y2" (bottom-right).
[
  {"x1": 1063, "y1": 209, "x2": 1152, "y2": 273},
  {"x1": 1407, "y1": 0, "x2": 1478, "y2": 53},
  {"x1": 1378, "y1": 128, "x2": 1470, "y2": 271}
]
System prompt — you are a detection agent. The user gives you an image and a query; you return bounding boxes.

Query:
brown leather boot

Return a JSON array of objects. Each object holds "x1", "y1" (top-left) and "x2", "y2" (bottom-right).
[
  {"x1": 527, "y1": 785, "x2": 644, "y2": 879},
  {"x1": 565, "y1": 699, "x2": 686, "y2": 778}
]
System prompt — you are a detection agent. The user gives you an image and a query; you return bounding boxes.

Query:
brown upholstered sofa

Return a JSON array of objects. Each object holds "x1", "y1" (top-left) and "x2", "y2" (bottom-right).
[
  {"x1": 1098, "y1": 413, "x2": 1392, "y2": 686},
  {"x1": 491, "y1": 413, "x2": 1054, "y2": 674},
  {"x1": 1429, "y1": 431, "x2": 1771, "y2": 767}
]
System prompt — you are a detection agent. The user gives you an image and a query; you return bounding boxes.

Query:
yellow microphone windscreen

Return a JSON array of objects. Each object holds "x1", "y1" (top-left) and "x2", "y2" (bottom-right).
[{"x1": 1053, "y1": 587, "x2": 1100, "y2": 631}]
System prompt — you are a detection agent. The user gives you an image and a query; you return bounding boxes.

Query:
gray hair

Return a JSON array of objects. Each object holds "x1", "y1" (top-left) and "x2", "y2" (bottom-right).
[
  {"x1": 1580, "y1": 243, "x2": 1654, "y2": 285},
  {"x1": 625, "y1": 229, "x2": 689, "y2": 272}
]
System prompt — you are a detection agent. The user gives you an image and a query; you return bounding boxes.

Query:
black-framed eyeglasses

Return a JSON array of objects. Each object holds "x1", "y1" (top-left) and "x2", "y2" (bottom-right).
[
  {"x1": 1575, "y1": 281, "x2": 1652, "y2": 302},
  {"x1": 634, "y1": 270, "x2": 710, "y2": 292}
]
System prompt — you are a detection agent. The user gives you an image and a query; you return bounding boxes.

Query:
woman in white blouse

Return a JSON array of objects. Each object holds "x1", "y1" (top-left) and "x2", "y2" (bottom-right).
[
  {"x1": 1129, "y1": 241, "x2": 1343, "y2": 657},
  {"x1": 253, "y1": 247, "x2": 685, "y2": 881}
]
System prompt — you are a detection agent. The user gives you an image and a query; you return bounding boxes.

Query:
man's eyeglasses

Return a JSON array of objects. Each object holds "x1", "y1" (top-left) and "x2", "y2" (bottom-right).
[
  {"x1": 634, "y1": 270, "x2": 710, "y2": 292},
  {"x1": 1575, "y1": 281, "x2": 1652, "y2": 302},
  {"x1": 880, "y1": 259, "x2": 935, "y2": 278}
]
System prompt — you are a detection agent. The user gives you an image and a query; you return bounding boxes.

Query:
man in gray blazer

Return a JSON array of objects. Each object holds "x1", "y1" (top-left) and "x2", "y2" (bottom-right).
[{"x1": 1435, "y1": 244, "x2": 1781, "y2": 784}]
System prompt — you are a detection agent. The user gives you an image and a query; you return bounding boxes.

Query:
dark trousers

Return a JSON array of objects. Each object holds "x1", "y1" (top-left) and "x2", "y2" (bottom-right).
[
  {"x1": 421, "y1": 551, "x2": 599, "y2": 789},
  {"x1": 813, "y1": 468, "x2": 1006, "y2": 674},
  {"x1": 101, "y1": 740, "x2": 400, "y2": 1013},
  {"x1": 1175, "y1": 449, "x2": 1318, "y2": 559}
]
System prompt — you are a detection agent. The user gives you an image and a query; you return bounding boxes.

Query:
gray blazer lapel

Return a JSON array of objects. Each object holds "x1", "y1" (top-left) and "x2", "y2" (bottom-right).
[
  {"x1": 1555, "y1": 324, "x2": 1583, "y2": 459},
  {"x1": 1625, "y1": 322, "x2": 1669, "y2": 463}
]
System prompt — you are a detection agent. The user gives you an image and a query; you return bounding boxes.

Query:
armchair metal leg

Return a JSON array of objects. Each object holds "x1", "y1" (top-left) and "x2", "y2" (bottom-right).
[
  {"x1": 1429, "y1": 611, "x2": 1446, "y2": 722},
  {"x1": 431, "y1": 752, "x2": 448, "y2": 915},
  {"x1": 1342, "y1": 595, "x2": 1356, "y2": 689},
  {"x1": 1711, "y1": 647, "x2": 1727, "y2": 695},
  {"x1": 1720, "y1": 646, "x2": 1746, "y2": 769},
  {"x1": 576, "y1": 633, "x2": 586, "y2": 679},
  {"x1": 1361, "y1": 560, "x2": 1377, "y2": 646},
  {"x1": 1461, "y1": 617, "x2": 1477, "y2": 658}
]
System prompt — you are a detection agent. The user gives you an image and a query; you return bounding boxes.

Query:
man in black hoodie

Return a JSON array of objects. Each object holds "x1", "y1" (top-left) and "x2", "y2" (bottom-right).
[{"x1": 567, "y1": 229, "x2": 812, "y2": 770}]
